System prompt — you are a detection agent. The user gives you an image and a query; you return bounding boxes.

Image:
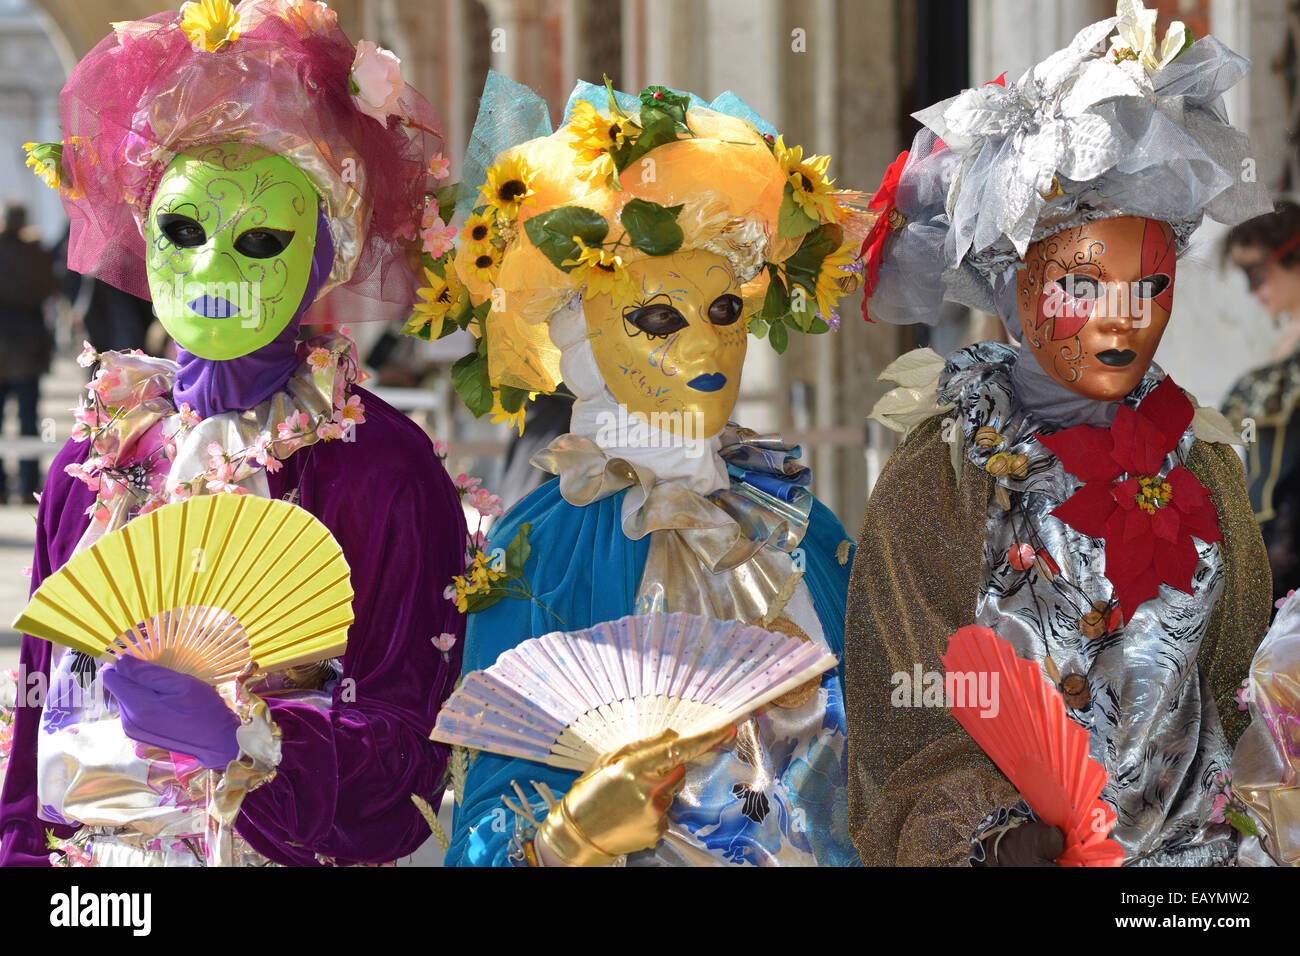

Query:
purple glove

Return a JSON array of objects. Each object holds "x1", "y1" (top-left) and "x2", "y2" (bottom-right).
[{"x1": 101, "y1": 655, "x2": 241, "y2": 769}]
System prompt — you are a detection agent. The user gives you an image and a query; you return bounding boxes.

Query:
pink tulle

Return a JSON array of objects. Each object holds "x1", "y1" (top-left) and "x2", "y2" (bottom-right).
[{"x1": 57, "y1": 0, "x2": 442, "y2": 318}]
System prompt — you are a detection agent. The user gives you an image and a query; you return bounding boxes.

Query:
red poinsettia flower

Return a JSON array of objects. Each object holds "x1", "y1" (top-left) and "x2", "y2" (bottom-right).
[
  {"x1": 858, "y1": 149, "x2": 910, "y2": 324},
  {"x1": 1035, "y1": 376, "x2": 1221, "y2": 622}
]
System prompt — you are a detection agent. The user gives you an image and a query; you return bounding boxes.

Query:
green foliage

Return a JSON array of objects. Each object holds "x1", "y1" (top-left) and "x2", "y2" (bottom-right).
[
  {"x1": 523, "y1": 205, "x2": 609, "y2": 271},
  {"x1": 620, "y1": 199, "x2": 684, "y2": 256}
]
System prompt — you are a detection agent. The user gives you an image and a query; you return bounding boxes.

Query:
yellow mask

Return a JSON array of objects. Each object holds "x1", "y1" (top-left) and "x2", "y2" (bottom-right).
[{"x1": 583, "y1": 250, "x2": 747, "y2": 439}]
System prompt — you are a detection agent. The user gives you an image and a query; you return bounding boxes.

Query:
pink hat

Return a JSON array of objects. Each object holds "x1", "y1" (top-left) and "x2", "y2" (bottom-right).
[{"x1": 51, "y1": 0, "x2": 443, "y2": 314}]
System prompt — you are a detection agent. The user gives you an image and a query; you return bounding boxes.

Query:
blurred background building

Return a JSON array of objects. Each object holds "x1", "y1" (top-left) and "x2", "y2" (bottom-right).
[{"x1": 0, "y1": 0, "x2": 1296, "y2": 540}]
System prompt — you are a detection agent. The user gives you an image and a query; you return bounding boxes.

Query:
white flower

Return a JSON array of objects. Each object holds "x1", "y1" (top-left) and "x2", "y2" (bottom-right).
[
  {"x1": 1108, "y1": 0, "x2": 1187, "y2": 77},
  {"x1": 350, "y1": 40, "x2": 405, "y2": 125}
]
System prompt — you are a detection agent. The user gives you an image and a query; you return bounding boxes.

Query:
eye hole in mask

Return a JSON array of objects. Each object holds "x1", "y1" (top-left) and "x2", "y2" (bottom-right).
[
  {"x1": 624, "y1": 301, "x2": 688, "y2": 339},
  {"x1": 234, "y1": 228, "x2": 296, "y2": 259},
  {"x1": 157, "y1": 213, "x2": 207, "y2": 248},
  {"x1": 707, "y1": 293, "x2": 743, "y2": 326},
  {"x1": 1133, "y1": 273, "x2": 1171, "y2": 299}
]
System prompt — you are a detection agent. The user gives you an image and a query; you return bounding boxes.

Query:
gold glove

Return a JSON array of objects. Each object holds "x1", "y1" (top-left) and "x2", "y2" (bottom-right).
[{"x1": 535, "y1": 724, "x2": 737, "y2": 866}]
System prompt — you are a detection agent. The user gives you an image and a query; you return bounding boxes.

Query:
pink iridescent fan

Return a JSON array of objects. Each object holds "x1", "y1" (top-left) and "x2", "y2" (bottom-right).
[
  {"x1": 431, "y1": 612, "x2": 837, "y2": 771},
  {"x1": 942, "y1": 625, "x2": 1124, "y2": 867}
]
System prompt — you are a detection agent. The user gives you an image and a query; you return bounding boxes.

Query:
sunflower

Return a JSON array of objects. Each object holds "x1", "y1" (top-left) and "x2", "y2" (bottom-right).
[
  {"x1": 563, "y1": 238, "x2": 635, "y2": 305},
  {"x1": 812, "y1": 239, "x2": 858, "y2": 321},
  {"x1": 460, "y1": 211, "x2": 496, "y2": 256},
  {"x1": 479, "y1": 155, "x2": 537, "y2": 221},
  {"x1": 566, "y1": 100, "x2": 627, "y2": 181},
  {"x1": 179, "y1": 0, "x2": 241, "y2": 52},
  {"x1": 403, "y1": 267, "x2": 465, "y2": 338},
  {"x1": 488, "y1": 388, "x2": 536, "y2": 436},
  {"x1": 467, "y1": 245, "x2": 503, "y2": 286},
  {"x1": 775, "y1": 136, "x2": 838, "y2": 224},
  {"x1": 22, "y1": 142, "x2": 60, "y2": 191}
]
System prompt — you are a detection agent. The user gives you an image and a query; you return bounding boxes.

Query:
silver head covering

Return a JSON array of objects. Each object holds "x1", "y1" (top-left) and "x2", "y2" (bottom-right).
[{"x1": 870, "y1": 2, "x2": 1271, "y2": 322}]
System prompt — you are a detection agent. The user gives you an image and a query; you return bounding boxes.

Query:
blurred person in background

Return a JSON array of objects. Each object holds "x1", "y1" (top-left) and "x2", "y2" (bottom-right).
[
  {"x1": 1222, "y1": 201, "x2": 1300, "y2": 602},
  {"x1": 0, "y1": 201, "x2": 58, "y2": 503}
]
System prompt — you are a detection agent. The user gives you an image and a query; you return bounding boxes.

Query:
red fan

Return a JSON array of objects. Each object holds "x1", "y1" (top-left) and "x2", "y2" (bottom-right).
[{"x1": 941, "y1": 625, "x2": 1123, "y2": 867}]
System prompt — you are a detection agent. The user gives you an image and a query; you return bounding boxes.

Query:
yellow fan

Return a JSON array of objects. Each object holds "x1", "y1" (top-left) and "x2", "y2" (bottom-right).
[{"x1": 14, "y1": 494, "x2": 353, "y2": 685}]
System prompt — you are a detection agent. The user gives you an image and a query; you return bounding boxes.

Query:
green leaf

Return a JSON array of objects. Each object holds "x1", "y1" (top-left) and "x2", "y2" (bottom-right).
[
  {"x1": 807, "y1": 315, "x2": 830, "y2": 334},
  {"x1": 620, "y1": 198, "x2": 684, "y2": 256},
  {"x1": 1224, "y1": 809, "x2": 1261, "y2": 838},
  {"x1": 433, "y1": 184, "x2": 460, "y2": 225},
  {"x1": 1178, "y1": 26, "x2": 1195, "y2": 58},
  {"x1": 462, "y1": 588, "x2": 506, "y2": 614},
  {"x1": 758, "y1": 267, "x2": 790, "y2": 319},
  {"x1": 523, "y1": 205, "x2": 609, "y2": 271},
  {"x1": 639, "y1": 86, "x2": 691, "y2": 126},
  {"x1": 505, "y1": 522, "x2": 532, "y2": 573},
  {"x1": 777, "y1": 182, "x2": 820, "y2": 239},
  {"x1": 614, "y1": 110, "x2": 682, "y2": 171},
  {"x1": 747, "y1": 316, "x2": 768, "y2": 339},
  {"x1": 497, "y1": 384, "x2": 529, "y2": 414},
  {"x1": 783, "y1": 222, "x2": 844, "y2": 299},
  {"x1": 768, "y1": 319, "x2": 789, "y2": 354},
  {"x1": 451, "y1": 351, "x2": 493, "y2": 417}
]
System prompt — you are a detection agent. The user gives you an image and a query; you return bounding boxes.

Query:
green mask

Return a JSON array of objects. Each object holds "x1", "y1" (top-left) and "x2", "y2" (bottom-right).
[{"x1": 146, "y1": 143, "x2": 320, "y2": 360}]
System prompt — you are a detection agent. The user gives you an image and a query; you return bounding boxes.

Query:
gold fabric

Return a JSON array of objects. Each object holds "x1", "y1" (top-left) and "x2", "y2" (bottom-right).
[{"x1": 844, "y1": 416, "x2": 1270, "y2": 866}]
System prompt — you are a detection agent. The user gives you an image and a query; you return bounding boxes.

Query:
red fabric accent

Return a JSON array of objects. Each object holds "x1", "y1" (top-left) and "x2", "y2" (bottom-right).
[
  {"x1": 1038, "y1": 377, "x2": 1220, "y2": 620},
  {"x1": 858, "y1": 149, "x2": 910, "y2": 323}
]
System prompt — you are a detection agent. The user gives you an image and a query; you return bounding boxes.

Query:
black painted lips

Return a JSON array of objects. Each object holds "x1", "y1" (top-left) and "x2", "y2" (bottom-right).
[{"x1": 1097, "y1": 349, "x2": 1136, "y2": 367}]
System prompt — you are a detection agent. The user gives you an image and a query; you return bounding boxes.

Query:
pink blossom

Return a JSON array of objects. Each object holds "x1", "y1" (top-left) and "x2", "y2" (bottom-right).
[
  {"x1": 432, "y1": 633, "x2": 457, "y2": 652},
  {"x1": 64, "y1": 461, "x2": 100, "y2": 492},
  {"x1": 1210, "y1": 792, "x2": 1229, "y2": 824},
  {"x1": 421, "y1": 216, "x2": 457, "y2": 258},
  {"x1": 453, "y1": 473, "x2": 482, "y2": 494},
  {"x1": 428, "y1": 153, "x2": 451, "y2": 181},
  {"x1": 76, "y1": 341, "x2": 98, "y2": 368},
  {"x1": 87, "y1": 368, "x2": 123, "y2": 402},
  {"x1": 350, "y1": 40, "x2": 404, "y2": 124},
  {"x1": 1277, "y1": 589, "x2": 1298, "y2": 610},
  {"x1": 206, "y1": 442, "x2": 233, "y2": 481},
  {"x1": 277, "y1": 412, "x2": 310, "y2": 440},
  {"x1": 137, "y1": 499, "x2": 166, "y2": 516},
  {"x1": 206, "y1": 480, "x2": 249, "y2": 496},
  {"x1": 433, "y1": 440, "x2": 449, "y2": 458},
  {"x1": 250, "y1": 433, "x2": 274, "y2": 466},
  {"x1": 20, "y1": 566, "x2": 31, "y2": 579},
  {"x1": 307, "y1": 347, "x2": 333, "y2": 373},
  {"x1": 317, "y1": 422, "x2": 345, "y2": 441},
  {"x1": 339, "y1": 395, "x2": 366, "y2": 427},
  {"x1": 1235, "y1": 679, "x2": 1254, "y2": 712},
  {"x1": 71, "y1": 420, "x2": 92, "y2": 443},
  {"x1": 442, "y1": 584, "x2": 457, "y2": 601},
  {"x1": 263, "y1": 455, "x2": 283, "y2": 475},
  {"x1": 0, "y1": 722, "x2": 13, "y2": 757},
  {"x1": 71, "y1": 397, "x2": 100, "y2": 429},
  {"x1": 178, "y1": 402, "x2": 202, "y2": 428},
  {"x1": 465, "y1": 487, "x2": 503, "y2": 518}
]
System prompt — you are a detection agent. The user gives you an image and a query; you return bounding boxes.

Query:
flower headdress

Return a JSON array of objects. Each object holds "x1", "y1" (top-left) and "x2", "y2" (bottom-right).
[
  {"x1": 22, "y1": 0, "x2": 445, "y2": 315},
  {"x1": 404, "y1": 72, "x2": 870, "y2": 424},
  {"x1": 861, "y1": 0, "x2": 1270, "y2": 324}
]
